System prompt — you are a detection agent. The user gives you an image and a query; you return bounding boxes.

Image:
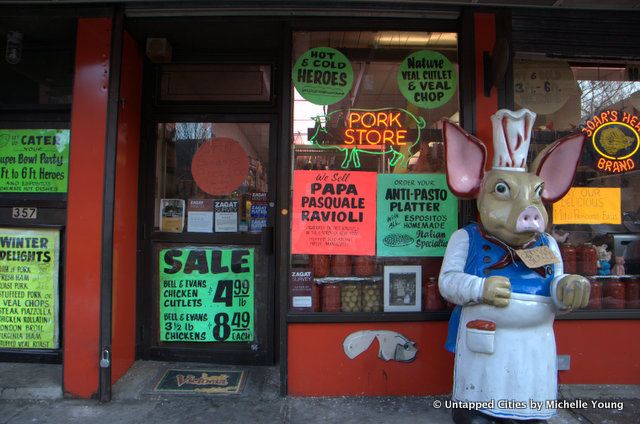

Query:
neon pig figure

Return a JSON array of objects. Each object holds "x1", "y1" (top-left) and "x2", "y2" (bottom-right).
[{"x1": 438, "y1": 109, "x2": 590, "y2": 424}]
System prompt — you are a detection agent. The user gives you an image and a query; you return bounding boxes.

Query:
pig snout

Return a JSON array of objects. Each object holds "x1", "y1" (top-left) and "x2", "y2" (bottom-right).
[{"x1": 515, "y1": 205, "x2": 545, "y2": 233}]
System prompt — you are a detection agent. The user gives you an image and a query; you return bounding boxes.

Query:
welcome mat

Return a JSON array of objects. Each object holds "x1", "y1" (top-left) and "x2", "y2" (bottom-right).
[{"x1": 153, "y1": 369, "x2": 247, "y2": 395}]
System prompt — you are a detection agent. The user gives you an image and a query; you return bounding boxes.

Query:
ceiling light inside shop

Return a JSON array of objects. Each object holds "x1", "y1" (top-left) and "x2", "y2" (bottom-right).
[{"x1": 375, "y1": 32, "x2": 457, "y2": 48}]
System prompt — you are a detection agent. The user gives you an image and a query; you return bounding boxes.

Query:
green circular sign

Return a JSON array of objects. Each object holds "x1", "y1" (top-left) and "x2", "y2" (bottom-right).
[
  {"x1": 397, "y1": 50, "x2": 457, "y2": 109},
  {"x1": 293, "y1": 47, "x2": 353, "y2": 105}
]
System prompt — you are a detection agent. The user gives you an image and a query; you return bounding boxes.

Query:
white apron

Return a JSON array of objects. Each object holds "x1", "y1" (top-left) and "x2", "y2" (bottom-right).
[{"x1": 453, "y1": 292, "x2": 557, "y2": 420}]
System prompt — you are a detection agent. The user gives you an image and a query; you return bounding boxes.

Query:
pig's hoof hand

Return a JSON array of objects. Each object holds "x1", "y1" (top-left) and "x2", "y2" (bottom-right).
[
  {"x1": 482, "y1": 276, "x2": 511, "y2": 307},
  {"x1": 557, "y1": 275, "x2": 591, "y2": 309}
]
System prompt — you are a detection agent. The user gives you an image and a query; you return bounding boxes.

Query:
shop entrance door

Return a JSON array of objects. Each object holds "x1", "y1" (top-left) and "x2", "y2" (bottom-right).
[{"x1": 140, "y1": 119, "x2": 277, "y2": 365}]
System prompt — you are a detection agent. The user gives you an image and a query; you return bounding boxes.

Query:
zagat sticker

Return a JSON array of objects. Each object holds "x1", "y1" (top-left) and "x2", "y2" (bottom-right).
[{"x1": 515, "y1": 246, "x2": 560, "y2": 269}]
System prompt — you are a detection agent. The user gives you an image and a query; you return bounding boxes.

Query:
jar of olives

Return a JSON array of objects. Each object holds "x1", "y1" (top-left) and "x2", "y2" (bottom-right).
[
  {"x1": 341, "y1": 281, "x2": 362, "y2": 312},
  {"x1": 362, "y1": 280, "x2": 382, "y2": 312}
]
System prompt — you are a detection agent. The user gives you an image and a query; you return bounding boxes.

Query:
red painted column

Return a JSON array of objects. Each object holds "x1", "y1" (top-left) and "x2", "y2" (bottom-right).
[
  {"x1": 111, "y1": 32, "x2": 143, "y2": 384},
  {"x1": 474, "y1": 12, "x2": 499, "y2": 162},
  {"x1": 64, "y1": 18, "x2": 111, "y2": 398}
]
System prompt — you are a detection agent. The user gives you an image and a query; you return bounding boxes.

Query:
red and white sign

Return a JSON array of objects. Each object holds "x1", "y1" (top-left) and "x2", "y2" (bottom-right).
[{"x1": 291, "y1": 170, "x2": 376, "y2": 255}]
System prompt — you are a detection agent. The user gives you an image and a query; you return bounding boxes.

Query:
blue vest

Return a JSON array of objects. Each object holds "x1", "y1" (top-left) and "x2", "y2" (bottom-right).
[{"x1": 445, "y1": 223, "x2": 555, "y2": 352}]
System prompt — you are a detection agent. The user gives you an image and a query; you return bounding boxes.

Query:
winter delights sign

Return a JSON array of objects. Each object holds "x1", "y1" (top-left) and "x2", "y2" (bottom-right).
[
  {"x1": 582, "y1": 110, "x2": 640, "y2": 174},
  {"x1": 291, "y1": 170, "x2": 376, "y2": 255}
]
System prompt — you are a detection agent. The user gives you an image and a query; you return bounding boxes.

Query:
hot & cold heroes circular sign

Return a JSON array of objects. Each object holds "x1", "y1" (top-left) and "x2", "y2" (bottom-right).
[
  {"x1": 397, "y1": 50, "x2": 457, "y2": 109},
  {"x1": 293, "y1": 47, "x2": 354, "y2": 106}
]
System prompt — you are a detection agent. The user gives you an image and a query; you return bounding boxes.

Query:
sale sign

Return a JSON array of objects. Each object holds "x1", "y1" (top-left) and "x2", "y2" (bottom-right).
[
  {"x1": 159, "y1": 247, "x2": 254, "y2": 343},
  {"x1": 291, "y1": 170, "x2": 376, "y2": 255}
]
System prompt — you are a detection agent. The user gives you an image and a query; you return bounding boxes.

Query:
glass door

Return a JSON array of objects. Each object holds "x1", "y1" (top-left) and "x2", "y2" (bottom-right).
[{"x1": 141, "y1": 120, "x2": 275, "y2": 365}]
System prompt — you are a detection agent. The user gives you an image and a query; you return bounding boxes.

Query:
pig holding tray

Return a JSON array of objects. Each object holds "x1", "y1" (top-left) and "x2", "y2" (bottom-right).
[{"x1": 439, "y1": 109, "x2": 590, "y2": 424}]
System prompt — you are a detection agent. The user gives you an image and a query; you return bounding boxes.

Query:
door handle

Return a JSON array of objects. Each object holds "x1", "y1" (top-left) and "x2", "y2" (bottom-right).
[{"x1": 261, "y1": 226, "x2": 274, "y2": 255}]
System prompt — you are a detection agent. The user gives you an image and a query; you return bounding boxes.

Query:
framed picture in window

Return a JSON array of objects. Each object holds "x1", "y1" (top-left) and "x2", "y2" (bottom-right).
[{"x1": 383, "y1": 265, "x2": 422, "y2": 312}]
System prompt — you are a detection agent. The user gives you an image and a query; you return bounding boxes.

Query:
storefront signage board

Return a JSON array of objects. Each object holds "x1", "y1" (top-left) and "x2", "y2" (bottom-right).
[
  {"x1": 291, "y1": 170, "x2": 376, "y2": 255},
  {"x1": 159, "y1": 247, "x2": 254, "y2": 343},
  {"x1": 0, "y1": 129, "x2": 70, "y2": 193},
  {"x1": 293, "y1": 47, "x2": 354, "y2": 105},
  {"x1": 553, "y1": 187, "x2": 621, "y2": 225},
  {"x1": 377, "y1": 174, "x2": 457, "y2": 257},
  {"x1": 397, "y1": 50, "x2": 457, "y2": 109},
  {"x1": 582, "y1": 110, "x2": 640, "y2": 174},
  {"x1": 0, "y1": 227, "x2": 60, "y2": 349}
]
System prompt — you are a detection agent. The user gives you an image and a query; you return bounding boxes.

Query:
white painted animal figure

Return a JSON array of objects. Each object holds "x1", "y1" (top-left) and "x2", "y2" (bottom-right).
[
  {"x1": 343, "y1": 330, "x2": 417, "y2": 362},
  {"x1": 439, "y1": 109, "x2": 590, "y2": 424}
]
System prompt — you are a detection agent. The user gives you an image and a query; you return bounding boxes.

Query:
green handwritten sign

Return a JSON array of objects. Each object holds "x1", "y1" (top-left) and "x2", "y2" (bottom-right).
[
  {"x1": 293, "y1": 47, "x2": 353, "y2": 105},
  {"x1": 0, "y1": 129, "x2": 70, "y2": 193},
  {"x1": 377, "y1": 174, "x2": 458, "y2": 257},
  {"x1": 397, "y1": 50, "x2": 457, "y2": 109},
  {"x1": 0, "y1": 227, "x2": 60, "y2": 349},
  {"x1": 159, "y1": 247, "x2": 254, "y2": 343}
]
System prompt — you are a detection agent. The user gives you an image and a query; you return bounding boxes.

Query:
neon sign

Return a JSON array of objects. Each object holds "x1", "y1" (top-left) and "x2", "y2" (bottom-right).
[
  {"x1": 344, "y1": 111, "x2": 408, "y2": 146},
  {"x1": 309, "y1": 108, "x2": 426, "y2": 169},
  {"x1": 582, "y1": 110, "x2": 640, "y2": 174}
]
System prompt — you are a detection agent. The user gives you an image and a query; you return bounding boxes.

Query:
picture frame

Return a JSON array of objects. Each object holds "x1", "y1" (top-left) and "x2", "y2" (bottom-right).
[{"x1": 383, "y1": 265, "x2": 422, "y2": 312}]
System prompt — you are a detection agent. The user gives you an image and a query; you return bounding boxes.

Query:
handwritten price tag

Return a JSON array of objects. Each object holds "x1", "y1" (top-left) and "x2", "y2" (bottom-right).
[{"x1": 515, "y1": 246, "x2": 559, "y2": 269}]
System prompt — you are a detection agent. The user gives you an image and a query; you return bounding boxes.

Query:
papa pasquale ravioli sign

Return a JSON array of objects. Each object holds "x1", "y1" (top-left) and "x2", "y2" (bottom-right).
[
  {"x1": 0, "y1": 228, "x2": 60, "y2": 349},
  {"x1": 0, "y1": 129, "x2": 70, "y2": 193},
  {"x1": 159, "y1": 247, "x2": 255, "y2": 343}
]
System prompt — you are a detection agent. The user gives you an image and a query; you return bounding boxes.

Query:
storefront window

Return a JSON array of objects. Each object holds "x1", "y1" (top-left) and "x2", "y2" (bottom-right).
[
  {"x1": 289, "y1": 31, "x2": 459, "y2": 314},
  {"x1": 154, "y1": 122, "x2": 269, "y2": 233},
  {"x1": 514, "y1": 57, "x2": 640, "y2": 310}
]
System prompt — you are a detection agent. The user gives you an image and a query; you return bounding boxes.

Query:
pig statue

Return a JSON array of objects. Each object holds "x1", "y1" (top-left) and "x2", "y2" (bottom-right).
[{"x1": 438, "y1": 109, "x2": 590, "y2": 424}]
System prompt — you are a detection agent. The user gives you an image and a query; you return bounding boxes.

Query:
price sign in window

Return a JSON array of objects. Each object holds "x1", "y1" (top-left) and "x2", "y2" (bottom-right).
[{"x1": 158, "y1": 247, "x2": 255, "y2": 343}]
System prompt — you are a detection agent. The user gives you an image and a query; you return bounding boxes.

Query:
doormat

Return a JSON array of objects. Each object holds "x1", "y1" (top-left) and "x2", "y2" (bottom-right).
[{"x1": 153, "y1": 369, "x2": 247, "y2": 394}]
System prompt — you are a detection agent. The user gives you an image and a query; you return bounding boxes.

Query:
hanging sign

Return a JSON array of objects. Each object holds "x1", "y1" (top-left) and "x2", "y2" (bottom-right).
[
  {"x1": 377, "y1": 174, "x2": 458, "y2": 257},
  {"x1": 397, "y1": 50, "x2": 457, "y2": 109},
  {"x1": 159, "y1": 247, "x2": 254, "y2": 343},
  {"x1": 0, "y1": 129, "x2": 70, "y2": 193},
  {"x1": 0, "y1": 227, "x2": 60, "y2": 349},
  {"x1": 553, "y1": 187, "x2": 621, "y2": 225},
  {"x1": 293, "y1": 47, "x2": 354, "y2": 105},
  {"x1": 581, "y1": 110, "x2": 640, "y2": 174},
  {"x1": 513, "y1": 60, "x2": 575, "y2": 115},
  {"x1": 291, "y1": 170, "x2": 376, "y2": 255}
]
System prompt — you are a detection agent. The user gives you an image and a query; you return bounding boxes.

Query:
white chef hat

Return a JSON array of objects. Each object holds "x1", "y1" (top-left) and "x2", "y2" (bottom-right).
[{"x1": 490, "y1": 108, "x2": 536, "y2": 172}]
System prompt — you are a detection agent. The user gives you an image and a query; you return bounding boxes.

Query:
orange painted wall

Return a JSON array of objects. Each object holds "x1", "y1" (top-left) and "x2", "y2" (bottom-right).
[
  {"x1": 288, "y1": 322, "x2": 453, "y2": 396},
  {"x1": 64, "y1": 18, "x2": 111, "y2": 398},
  {"x1": 555, "y1": 320, "x2": 640, "y2": 384},
  {"x1": 111, "y1": 32, "x2": 143, "y2": 384}
]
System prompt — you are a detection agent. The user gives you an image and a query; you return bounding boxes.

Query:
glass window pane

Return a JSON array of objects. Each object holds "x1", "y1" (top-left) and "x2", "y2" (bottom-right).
[
  {"x1": 155, "y1": 122, "x2": 269, "y2": 234},
  {"x1": 514, "y1": 58, "x2": 640, "y2": 311},
  {"x1": 289, "y1": 31, "x2": 459, "y2": 314}
]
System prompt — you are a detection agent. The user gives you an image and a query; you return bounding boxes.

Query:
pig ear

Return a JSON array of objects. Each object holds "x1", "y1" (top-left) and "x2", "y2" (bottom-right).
[
  {"x1": 532, "y1": 132, "x2": 585, "y2": 203},
  {"x1": 443, "y1": 120, "x2": 487, "y2": 199}
]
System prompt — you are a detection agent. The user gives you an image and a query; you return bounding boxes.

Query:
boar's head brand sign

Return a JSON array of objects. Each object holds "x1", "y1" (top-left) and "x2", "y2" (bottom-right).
[{"x1": 582, "y1": 110, "x2": 640, "y2": 174}]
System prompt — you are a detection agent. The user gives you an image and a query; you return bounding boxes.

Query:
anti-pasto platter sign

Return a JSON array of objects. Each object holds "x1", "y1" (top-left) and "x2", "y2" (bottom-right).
[
  {"x1": 159, "y1": 247, "x2": 254, "y2": 343},
  {"x1": 0, "y1": 228, "x2": 60, "y2": 349},
  {"x1": 0, "y1": 129, "x2": 70, "y2": 193},
  {"x1": 377, "y1": 174, "x2": 457, "y2": 256},
  {"x1": 291, "y1": 170, "x2": 376, "y2": 255}
]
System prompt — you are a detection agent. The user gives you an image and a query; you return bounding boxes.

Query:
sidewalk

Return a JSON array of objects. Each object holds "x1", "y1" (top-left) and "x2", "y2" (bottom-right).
[{"x1": 0, "y1": 361, "x2": 638, "y2": 423}]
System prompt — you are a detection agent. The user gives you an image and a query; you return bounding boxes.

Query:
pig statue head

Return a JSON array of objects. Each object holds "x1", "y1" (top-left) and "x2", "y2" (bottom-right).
[{"x1": 444, "y1": 109, "x2": 584, "y2": 248}]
